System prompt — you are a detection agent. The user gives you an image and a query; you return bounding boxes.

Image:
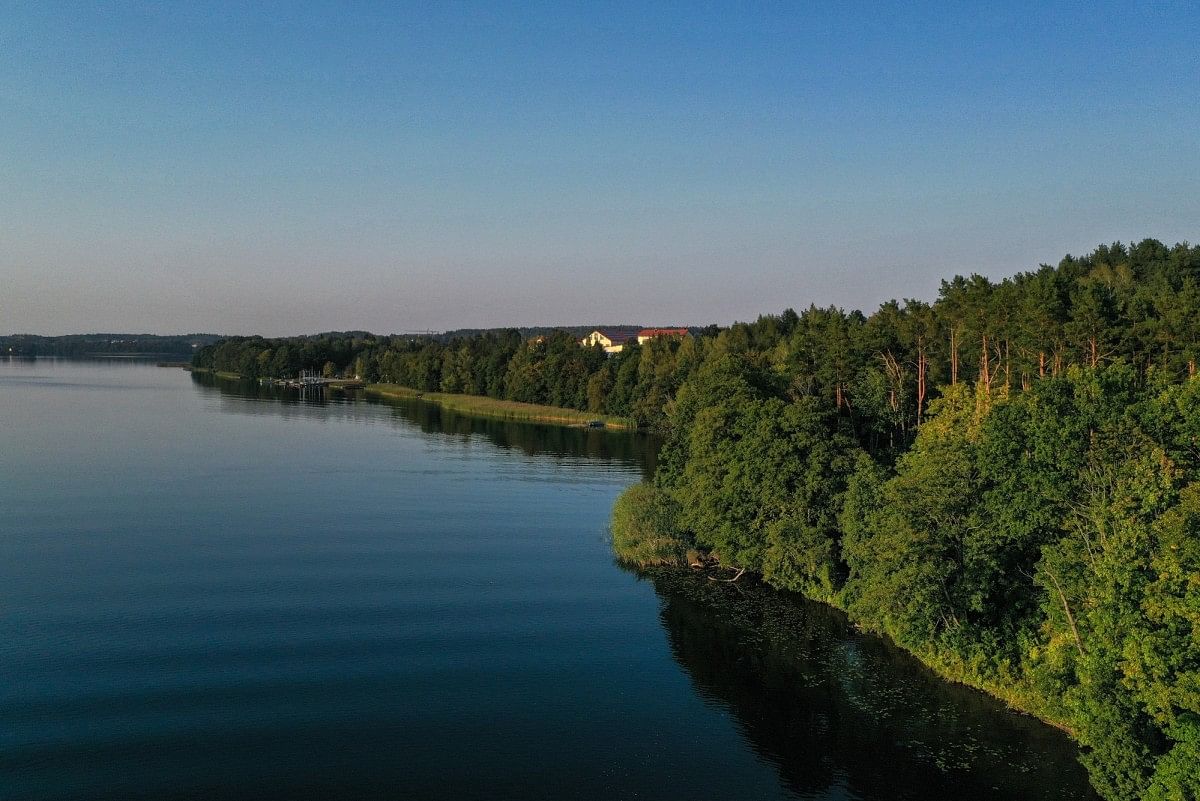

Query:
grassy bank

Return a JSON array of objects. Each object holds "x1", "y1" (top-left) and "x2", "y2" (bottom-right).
[
  {"x1": 365, "y1": 383, "x2": 635, "y2": 429},
  {"x1": 187, "y1": 367, "x2": 243, "y2": 380}
]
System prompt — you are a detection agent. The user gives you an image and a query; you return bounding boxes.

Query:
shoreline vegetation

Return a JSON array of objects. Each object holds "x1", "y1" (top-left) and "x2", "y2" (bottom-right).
[
  {"x1": 189, "y1": 239, "x2": 1200, "y2": 800},
  {"x1": 189, "y1": 327, "x2": 703, "y2": 431},
  {"x1": 611, "y1": 519, "x2": 1070, "y2": 732},
  {"x1": 186, "y1": 367, "x2": 634, "y2": 429},
  {"x1": 609, "y1": 365, "x2": 1200, "y2": 795},
  {"x1": 187, "y1": 366, "x2": 243, "y2": 381},
  {"x1": 362, "y1": 384, "x2": 635, "y2": 428}
]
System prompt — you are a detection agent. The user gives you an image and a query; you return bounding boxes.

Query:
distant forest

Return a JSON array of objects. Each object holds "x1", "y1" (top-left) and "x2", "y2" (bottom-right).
[
  {"x1": 195, "y1": 239, "x2": 1200, "y2": 799},
  {"x1": 196, "y1": 239, "x2": 1200, "y2": 436},
  {"x1": 2, "y1": 333, "x2": 220, "y2": 357}
]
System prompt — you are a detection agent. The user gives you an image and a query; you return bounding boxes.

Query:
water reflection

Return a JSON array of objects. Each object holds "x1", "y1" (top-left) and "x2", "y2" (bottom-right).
[
  {"x1": 189, "y1": 372, "x2": 660, "y2": 477},
  {"x1": 636, "y1": 569, "x2": 1099, "y2": 801}
]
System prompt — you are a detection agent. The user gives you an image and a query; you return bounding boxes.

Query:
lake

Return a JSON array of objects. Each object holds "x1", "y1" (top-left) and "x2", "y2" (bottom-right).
[{"x1": 0, "y1": 359, "x2": 1098, "y2": 800}]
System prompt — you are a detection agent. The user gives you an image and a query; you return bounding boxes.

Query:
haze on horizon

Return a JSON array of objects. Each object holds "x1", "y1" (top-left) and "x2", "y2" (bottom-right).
[{"x1": 3, "y1": 2, "x2": 1197, "y2": 337}]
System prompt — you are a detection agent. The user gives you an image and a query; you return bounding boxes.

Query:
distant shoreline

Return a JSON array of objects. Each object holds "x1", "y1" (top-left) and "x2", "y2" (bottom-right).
[
  {"x1": 364, "y1": 384, "x2": 636, "y2": 430},
  {"x1": 186, "y1": 366, "x2": 243, "y2": 381},
  {"x1": 186, "y1": 367, "x2": 635, "y2": 430}
]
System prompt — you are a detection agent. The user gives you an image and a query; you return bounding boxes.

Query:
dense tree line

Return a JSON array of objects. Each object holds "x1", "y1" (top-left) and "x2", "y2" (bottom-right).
[
  {"x1": 608, "y1": 239, "x2": 1200, "y2": 801},
  {"x1": 2, "y1": 333, "x2": 219, "y2": 357},
  {"x1": 193, "y1": 328, "x2": 709, "y2": 427},
  {"x1": 196, "y1": 240, "x2": 1200, "y2": 442},
  {"x1": 635, "y1": 361, "x2": 1200, "y2": 800}
]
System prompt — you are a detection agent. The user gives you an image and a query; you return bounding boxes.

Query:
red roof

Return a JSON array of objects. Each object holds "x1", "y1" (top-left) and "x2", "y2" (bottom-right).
[{"x1": 638, "y1": 328, "x2": 689, "y2": 337}]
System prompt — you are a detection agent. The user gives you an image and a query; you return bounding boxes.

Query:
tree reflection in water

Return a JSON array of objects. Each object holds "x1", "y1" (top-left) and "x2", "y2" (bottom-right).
[
  {"x1": 190, "y1": 371, "x2": 660, "y2": 478},
  {"x1": 635, "y1": 568, "x2": 1098, "y2": 801}
]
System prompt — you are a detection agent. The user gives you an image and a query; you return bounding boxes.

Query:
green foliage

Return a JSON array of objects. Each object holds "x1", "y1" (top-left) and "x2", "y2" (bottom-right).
[
  {"x1": 842, "y1": 384, "x2": 984, "y2": 642},
  {"x1": 640, "y1": 354, "x2": 1200, "y2": 798},
  {"x1": 192, "y1": 328, "x2": 694, "y2": 429},
  {"x1": 1145, "y1": 718, "x2": 1200, "y2": 801},
  {"x1": 653, "y1": 356, "x2": 860, "y2": 599},
  {"x1": 610, "y1": 483, "x2": 690, "y2": 567},
  {"x1": 841, "y1": 370, "x2": 1200, "y2": 799},
  {"x1": 1135, "y1": 485, "x2": 1200, "y2": 731}
]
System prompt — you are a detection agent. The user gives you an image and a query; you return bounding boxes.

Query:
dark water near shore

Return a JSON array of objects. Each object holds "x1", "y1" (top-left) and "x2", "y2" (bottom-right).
[{"x1": 1, "y1": 360, "x2": 1098, "y2": 800}]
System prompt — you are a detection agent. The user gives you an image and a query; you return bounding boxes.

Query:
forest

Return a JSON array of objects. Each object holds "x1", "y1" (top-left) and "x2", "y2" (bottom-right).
[
  {"x1": 612, "y1": 239, "x2": 1200, "y2": 801},
  {"x1": 2, "y1": 333, "x2": 220, "y2": 357},
  {"x1": 196, "y1": 239, "x2": 1200, "y2": 799}
]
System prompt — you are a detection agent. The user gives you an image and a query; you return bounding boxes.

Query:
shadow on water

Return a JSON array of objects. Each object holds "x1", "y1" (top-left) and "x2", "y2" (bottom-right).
[
  {"x1": 189, "y1": 371, "x2": 661, "y2": 477},
  {"x1": 632, "y1": 568, "x2": 1099, "y2": 801}
]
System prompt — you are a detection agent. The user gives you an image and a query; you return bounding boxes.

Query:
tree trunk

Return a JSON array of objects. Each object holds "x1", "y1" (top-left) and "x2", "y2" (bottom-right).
[
  {"x1": 916, "y1": 343, "x2": 927, "y2": 428},
  {"x1": 881, "y1": 351, "x2": 904, "y2": 417},
  {"x1": 950, "y1": 328, "x2": 959, "y2": 385},
  {"x1": 1045, "y1": 567, "x2": 1085, "y2": 658},
  {"x1": 1004, "y1": 339, "x2": 1011, "y2": 393},
  {"x1": 981, "y1": 332, "x2": 991, "y2": 395}
]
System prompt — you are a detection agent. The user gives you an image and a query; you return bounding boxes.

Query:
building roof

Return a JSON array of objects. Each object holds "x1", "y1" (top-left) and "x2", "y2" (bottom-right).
[
  {"x1": 638, "y1": 327, "x2": 690, "y2": 337},
  {"x1": 589, "y1": 329, "x2": 635, "y2": 343}
]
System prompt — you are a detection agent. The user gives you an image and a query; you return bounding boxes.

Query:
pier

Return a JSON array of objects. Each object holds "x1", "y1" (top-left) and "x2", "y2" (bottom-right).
[{"x1": 263, "y1": 369, "x2": 365, "y2": 391}]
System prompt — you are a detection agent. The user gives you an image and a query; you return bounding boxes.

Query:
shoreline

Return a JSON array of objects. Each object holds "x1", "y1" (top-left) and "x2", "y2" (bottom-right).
[
  {"x1": 656, "y1": 560, "x2": 1075, "y2": 736},
  {"x1": 185, "y1": 368, "x2": 636, "y2": 430},
  {"x1": 186, "y1": 366, "x2": 243, "y2": 380},
  {"x1": 364, "y1": 383, "x2": 636, "y2": 430},
  {"x1": 654, "y1": 564, "x2": 1077, "y2": 737}
]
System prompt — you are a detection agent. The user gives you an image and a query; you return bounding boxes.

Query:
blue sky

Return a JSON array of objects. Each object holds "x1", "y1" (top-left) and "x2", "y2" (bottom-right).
[{"x1": 3, "y1": 1, "x2": 1197, "y2": 335}]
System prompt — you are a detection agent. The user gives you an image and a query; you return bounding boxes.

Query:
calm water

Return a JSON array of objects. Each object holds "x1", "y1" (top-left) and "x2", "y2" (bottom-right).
[{"x1": 1, "y1": 360, "x2": 1098, "y2": 801}]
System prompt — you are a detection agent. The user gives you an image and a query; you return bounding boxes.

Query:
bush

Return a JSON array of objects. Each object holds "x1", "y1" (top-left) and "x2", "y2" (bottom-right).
[{"x1": 610, "y1": 483, "x2": 691, "y2": 567}]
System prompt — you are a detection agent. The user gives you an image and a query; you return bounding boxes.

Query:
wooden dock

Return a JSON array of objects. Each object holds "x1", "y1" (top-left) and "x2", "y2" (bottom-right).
[{"x1": 262, "y1": 370, "x2": 365, "y2": 390}]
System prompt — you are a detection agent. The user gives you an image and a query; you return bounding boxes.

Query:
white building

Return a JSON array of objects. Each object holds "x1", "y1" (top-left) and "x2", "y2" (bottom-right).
[{"x1": 580, "y1": 329, "x2": 633, "y2": 354}]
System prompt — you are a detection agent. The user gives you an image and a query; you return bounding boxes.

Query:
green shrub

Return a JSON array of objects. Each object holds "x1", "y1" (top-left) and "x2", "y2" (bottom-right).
[{"x1": 610, "y1": 483, "x2": 691, "y2": 567}]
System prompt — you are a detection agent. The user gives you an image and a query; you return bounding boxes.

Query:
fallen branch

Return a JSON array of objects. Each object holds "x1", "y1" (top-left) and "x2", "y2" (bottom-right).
[{"x1": 708, "y1": 567, "x2": 745, "y2": 583}]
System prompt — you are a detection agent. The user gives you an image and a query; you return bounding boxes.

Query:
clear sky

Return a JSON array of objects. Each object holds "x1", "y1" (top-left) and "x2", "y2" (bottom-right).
[{"x1": 3, "y1": 2, "x2": 1197, "y2": 335}]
